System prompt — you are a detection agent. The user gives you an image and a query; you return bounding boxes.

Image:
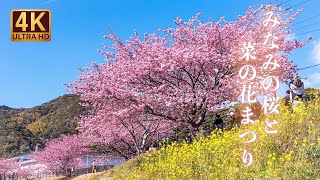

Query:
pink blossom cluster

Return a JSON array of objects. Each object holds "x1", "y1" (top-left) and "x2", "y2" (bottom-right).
[
  {"x1": 0, "y1": 160, "x2": 18, "y2": 174},
  {"x1": 35, "y1": 135, "x2": 89, "y2": 172}
]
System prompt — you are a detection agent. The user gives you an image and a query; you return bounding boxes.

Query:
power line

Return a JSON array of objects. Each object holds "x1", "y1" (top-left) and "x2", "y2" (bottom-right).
[
  {"x1": 262, "y1": 0, "x2": 311, "y2": 12},
  {"x1": 293, "y1": 21, "x2": 320, "y2": 31},
  {"x1": 292, "y1": 14, "x2": 320, "y2": 26},
  {"x1": 261, "y1": 0, "x2": 319, "y2": 34},
  {"x1": 293, "y1": 28, "x2": 320, "y2": 36},
  {"x1": 283, "y1": 0, "x2": 312, "y2": 11},
  {"x1": 265, "y1": 61, "x2": 319, "y2": 78},
  {"x1": 264, "y1": 0, "x2": 283, "y2": 5},
  {"x1": 264, "y1": 0, "x2": 312, "y2": 11},
  {"x1": 298, "y1": 64, "x2": 320, "y2": 71},
  {"x1": 276, "y1": 0, "x2": 294, "y2": 7},
  {"x1": 257, "y1": 1, "x2": 319, "y2": 38},
  {"x1": 274, "y1": 0, "x2": 285, "y2": 4}
]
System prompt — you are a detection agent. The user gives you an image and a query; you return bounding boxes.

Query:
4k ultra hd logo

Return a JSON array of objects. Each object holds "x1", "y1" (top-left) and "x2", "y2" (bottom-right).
[{"x1": 11, "y1": 9, "x2": 51, "y2": 42}]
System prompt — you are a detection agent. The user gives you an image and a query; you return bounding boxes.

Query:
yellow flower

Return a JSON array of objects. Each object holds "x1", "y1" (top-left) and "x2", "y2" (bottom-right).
[
  {"x1": 267, "y1": 161, "x2": 272, "y2": 166},
  {"x1": 285, "y1": 154, "x2": 292, "y2": 161},
  {"x1": 119, "y1": 96, "x2": 320, "y2": 179},
  {"x1": 290, "y1": 151, "x2": 294, "y2": 154}
]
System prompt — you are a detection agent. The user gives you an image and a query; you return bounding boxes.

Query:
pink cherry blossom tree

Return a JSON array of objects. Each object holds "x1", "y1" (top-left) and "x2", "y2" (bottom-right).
[
  {"x1": 15, "y1": 165, "x2": 48, "y2": 179},
  {"x1": 78, "y1": 93, "x2": 173, "y2": 159},
  {"x1": 0, "y1": 159, "x2": 47, "y2": 178},
  {"x1": 35, "y1": 135, "x2": 89, "y2": 173},
  {"x1": 0, "y1": 160, "x2": 18, "y2": 174},
  {"x1": 69, "y1": 5, "x2": 310, "y2": 158}
]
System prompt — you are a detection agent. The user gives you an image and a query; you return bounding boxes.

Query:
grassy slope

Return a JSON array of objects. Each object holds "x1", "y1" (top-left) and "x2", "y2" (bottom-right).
[
  {"x1": 112, "y1": 98, "x2": 320, "y2": 179},
  {"x1": 40, "y1": 95, "x2": 320, "y2": 180}
]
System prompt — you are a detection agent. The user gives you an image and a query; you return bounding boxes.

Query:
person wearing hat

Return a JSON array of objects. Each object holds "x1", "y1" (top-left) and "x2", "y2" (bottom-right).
[{"x1": 289, "y1": 75, "x2": 305, "y2": 100}]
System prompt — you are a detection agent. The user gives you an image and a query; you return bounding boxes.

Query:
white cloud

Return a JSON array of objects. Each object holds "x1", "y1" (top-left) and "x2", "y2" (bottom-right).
[
  {"x1": 302, "y1": 72, "x2": 320, "y2": 89},
  {"x1": 308, "y1": 72, "x2": 320, "y2": 85},
  {"x1": 304, "y1": 79, "x2": 312, "y2": 88},
  {"x1": 311, "y1": 40, "x2": 320, "y2": 64},
  {"x1": 285, "y1": 33, "x2": 296, "y2": 42}
]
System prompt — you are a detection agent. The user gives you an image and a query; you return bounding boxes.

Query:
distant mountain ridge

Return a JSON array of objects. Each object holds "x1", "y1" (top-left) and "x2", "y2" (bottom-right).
[
  {"x1": 0, "y1": 105, "x2": 14, "y2": 111},
  {"x1": 0, "y1": 94, "x2": 86, "y2": 158}
]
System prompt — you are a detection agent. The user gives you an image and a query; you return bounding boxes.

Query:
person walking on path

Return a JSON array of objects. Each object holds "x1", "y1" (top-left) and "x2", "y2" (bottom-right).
[
  {"x1": 214, "y1": 113, "x2": 224, "y2": 131},
  {"x1": 91, "y1": 160, "x2": 97, "y2": 173}
]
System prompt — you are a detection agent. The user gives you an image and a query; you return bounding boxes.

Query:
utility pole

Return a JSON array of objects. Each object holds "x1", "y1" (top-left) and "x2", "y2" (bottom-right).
[{"x1": 86, "y1": 154, "x2": 89, "y2": 173}]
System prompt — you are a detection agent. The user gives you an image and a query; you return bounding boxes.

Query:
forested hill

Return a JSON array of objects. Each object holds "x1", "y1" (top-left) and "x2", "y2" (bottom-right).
[{"x1": 0, "y1": 94, "x2": 85, "y2": 158}]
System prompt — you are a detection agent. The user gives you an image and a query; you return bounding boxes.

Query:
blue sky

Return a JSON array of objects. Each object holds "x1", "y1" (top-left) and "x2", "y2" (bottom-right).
[{"x1": 1, "y1": 0, "x2": 320, "y2": 108}]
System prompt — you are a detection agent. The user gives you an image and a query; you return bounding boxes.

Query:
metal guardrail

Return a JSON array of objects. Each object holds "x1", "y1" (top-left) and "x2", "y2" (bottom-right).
[
  {"x1": 0, "y1": 173, "x2": 18, "y2": 180},
  {"x1": 0, "y1": 165, "x2": 113, "y2": 179},
  {"x1": 67, "y1": 165, "x2": 113, "y2": 176}
]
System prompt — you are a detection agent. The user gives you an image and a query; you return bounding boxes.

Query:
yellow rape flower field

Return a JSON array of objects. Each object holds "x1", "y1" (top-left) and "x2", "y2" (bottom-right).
[{"x1": 105, "y1": 93, "x2": 320, "y2": 180}]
